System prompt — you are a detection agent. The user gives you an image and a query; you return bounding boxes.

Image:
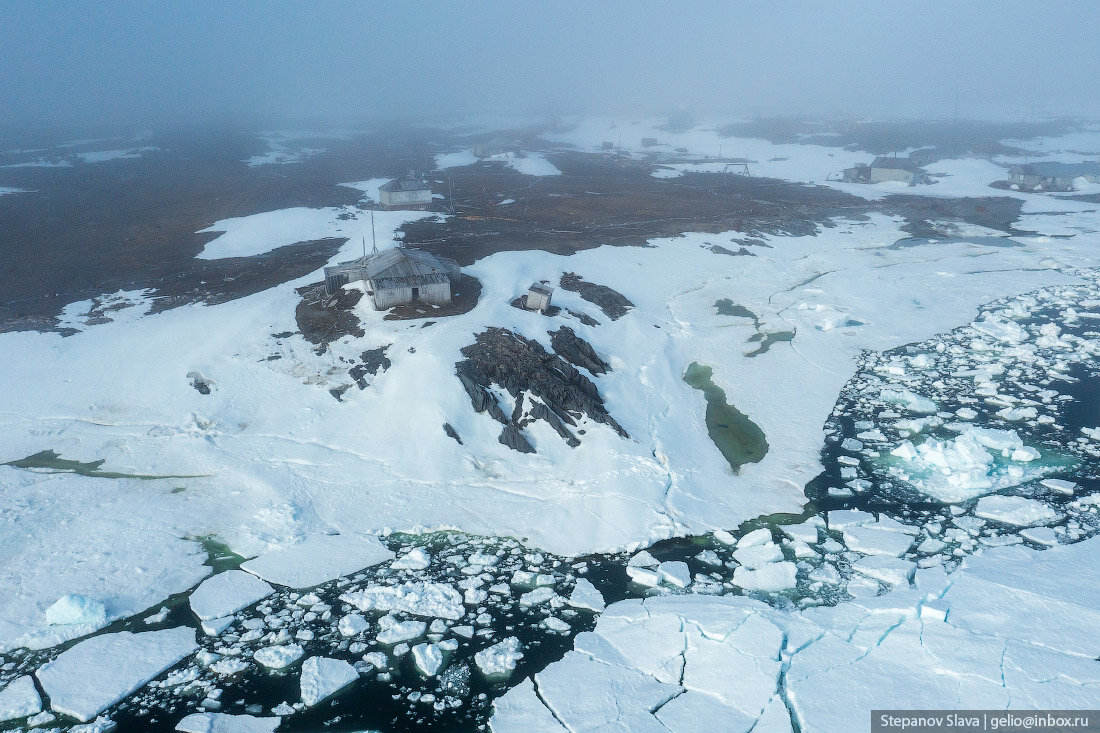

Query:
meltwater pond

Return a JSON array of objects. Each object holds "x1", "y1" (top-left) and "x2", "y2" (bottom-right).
[{"x1": 683, "y1": 362, "x2": 769, "y2": 471}]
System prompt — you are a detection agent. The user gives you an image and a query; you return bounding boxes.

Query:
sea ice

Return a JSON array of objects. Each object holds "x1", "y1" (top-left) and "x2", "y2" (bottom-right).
[
  {"x1": 731, "y1": 562, "x2": 797, "y2": 591},
  {"x1": 851, "y1": 555, "x2": 914, "y2": 586},
  {"x1": 241, "y1": 535, "x2": 394, "y2": 589},
  {"x1": 44, "y1": 594, "x2": 107, "y2": 627},
  {"x1": 475, "y1": 637, "x2": 523, "y2": 677},
  {"x1": 842, "y1": 526, "x2": 914, "y2": 557},
  {"x1": 567, "y1": 578, "x2": 605, "y2": 612},
  {"x1": 412, "y1": 642, "x2": 444, "y2": 676},
  {"x1": 376, "y1": 617, "x2": 426, "y2": 644},
  {"x1": 337, "y1": 613, "x2": 368, "y2": 637},
  {"x1": 657, "y1": 561, "x2": 691, "y2": 588},
  {"x1": 390, "y1": 548, "x2": 431, "y2": 570},
  {"x1": 733, "y1": 543, "x2": 784, "y2": 569},
  {"x1": 188, "y1": 570, "x2": 273, "y2": 621},
  {"x1": 974, "y1": 496, "x2": 1058, "y2": 526},
  {"x1": 36, "y1": 627, "x2": 197, "y2": 722},
  {"x1": 253, "y1": 644, "x2": 304, "y2": 669},
  {"x1": 176, "y1": 712, "x2": 281, "y2": 733},
  {"x1": 300, "y1": 656, "x2": 358, "y2": 707},
  {"x1": 340, "y1": 581, "x2": 463, "y2": 620},
  {"x1": 0, "y1": 676, "x2": 41, "y2": 722}
]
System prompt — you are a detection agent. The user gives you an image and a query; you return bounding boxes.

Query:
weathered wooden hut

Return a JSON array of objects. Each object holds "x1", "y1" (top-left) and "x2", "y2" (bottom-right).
[
  {"x1": 378, "y1": 176, "x2": 433, "y2": 209},
  {"x1": 525, "y1": 283, "x2": 554, "y2": 313},
  {"x1": 323, "y1": 247, "x2": 459, "y2": 309}
]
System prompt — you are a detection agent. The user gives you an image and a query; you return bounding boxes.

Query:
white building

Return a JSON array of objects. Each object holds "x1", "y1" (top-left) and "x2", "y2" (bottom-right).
[{"x1": 378, "y1": 176, "x2": 433, "y2": 209}]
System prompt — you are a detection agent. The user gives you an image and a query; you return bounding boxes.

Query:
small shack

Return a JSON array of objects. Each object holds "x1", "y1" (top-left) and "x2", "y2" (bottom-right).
[
  {"x1": 1008, "y1": 162, "x2": 1100, "y2": 192},
  {"x1": 842, "y1": 156, "x2": 927, "y2": 185},
  {"x1": 323, "y1": 247, "x2": 460, "y2": 309},
  {"x1": 378, "y1": 176, "x2": 433, "y2": 209},
  {"x1": 474, "y1": 137, "x2": 519, "y2": 159},
  {"x1": 525, "y1": 283, "x2": 554, "y2": 313}
]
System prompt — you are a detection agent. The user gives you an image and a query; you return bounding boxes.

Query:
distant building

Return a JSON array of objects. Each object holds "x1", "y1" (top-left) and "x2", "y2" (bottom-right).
[
  {"x1": 524, "y1": 283, "x2": 554, "y2": 313},
  {"x1": 641, "y1": 137, "x2": 659, "y2": 147},
  {"x1": 1008, "y1": 162, "x2": 1100, "y2": 192},
  {"x1": 378, "y1": 176, "x2": 433, "y2": 209},
  {"x1": 474, "y1": 137, "x2": 519, "y2": 159},
  {"x1": 323, "y1": 247, "x2": 460, "y2": 309},
  {"x1": 842, "y1": 156, "x2": 928, "y2": 185}
]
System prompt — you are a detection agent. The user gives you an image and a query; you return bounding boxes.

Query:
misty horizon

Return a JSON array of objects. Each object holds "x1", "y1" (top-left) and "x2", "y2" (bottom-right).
[{"x1": 3, "y1": 0, "x2": 1099, "y2": 132}]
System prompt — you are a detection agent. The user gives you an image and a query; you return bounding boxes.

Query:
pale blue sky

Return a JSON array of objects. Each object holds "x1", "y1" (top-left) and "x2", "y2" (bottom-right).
[{"x1": 1, "y1": 1, "x2": 1096, "y2": 128}]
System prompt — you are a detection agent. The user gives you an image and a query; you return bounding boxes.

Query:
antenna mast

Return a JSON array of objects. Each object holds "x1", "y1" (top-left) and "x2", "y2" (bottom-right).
[{"x1": 371, "y1": 210, "x2": 378, "y2": 253}]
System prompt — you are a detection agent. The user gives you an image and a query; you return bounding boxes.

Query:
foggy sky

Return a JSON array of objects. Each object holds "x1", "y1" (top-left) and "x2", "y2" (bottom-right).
[{"x1": 2, "y1": 0, "x2": 1098, "y2": 130}]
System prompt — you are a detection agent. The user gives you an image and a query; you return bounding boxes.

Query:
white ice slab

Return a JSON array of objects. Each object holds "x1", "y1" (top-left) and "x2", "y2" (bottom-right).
[
  {"x1": 37, "y1": 627, "x2": 197, "y2": 722},
  {"x1": 0, "y1": 675, "x2": 41, "y2": 722},
  {"x1": 188, "y1": 570, "x2": 273, "y2": 621},
  {"x1": 567, "y1": 578, "x2": 606, "y2": 612},
  {"x1": 176, "y1": 712, "x2": 281, "y2": 733},
  {"x1": 299, "y1": 656, "x2": 358, "y2": 707},
  {"x1": 974, "y1": 496, "x2": 1058, "y2": 526},
  {"x1": 241, "y1": 534, "x2": 394, "y2": 589}
]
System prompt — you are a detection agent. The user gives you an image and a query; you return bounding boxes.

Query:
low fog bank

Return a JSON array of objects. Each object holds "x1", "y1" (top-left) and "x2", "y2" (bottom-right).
[{"x1": 2, "y1": 1, "x2": 1099, "y2": 132}]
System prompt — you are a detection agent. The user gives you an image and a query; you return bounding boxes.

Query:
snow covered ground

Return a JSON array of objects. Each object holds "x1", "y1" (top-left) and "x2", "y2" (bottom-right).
[{"x1": 3, "y1": 118, "x2": 1100, "y2": 728}]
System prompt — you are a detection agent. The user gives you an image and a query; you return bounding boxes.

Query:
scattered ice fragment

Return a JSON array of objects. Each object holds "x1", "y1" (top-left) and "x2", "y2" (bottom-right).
[
  {"x1": 881, "y1": 388, "x2": 937, "y2": 414},
  {"x1": 712, "y1": 530, "x2": 736, "y2": 545},
  {"x1": 144, "y1": 607, "x2": 170, "y2": 625},
  {"x1": 519, "y1": 587, "x2": 556, "y2": 606},
  {"x1": 341, "y1": 582, "x2": 464, "y2": 620},
  {"x1": 731, "y1": 561, "x2": 797, "y2": 591},
  {"x1": 189, "y1": 570, "x2": 273, "y2": 621},
  {"x1": 176, "y1": 712, "x2": 281, "y2": 733},
  {"x1": 0, "y1": 676, "x2": 42, "y2": 722},
  {"x1": 625, "y1": 566, "x2": 660, "y2": 587},
  {"x1": 253, "y1": 644, "x2": 305, "y2": 669},
  {"x1": 390, "y1": 548, "x2": 431, "y2": 571},
  {"x1": 412, "y1": 643, "x2": 444, "y2": 676},
  {"x1": 363, "y1": 651, "x2": 388, "y2": 669},
  {"x1": 827, "y1": 510, "x2": 875, "y2": 528},
  {"x1": 376, "y1": 617, "x2": 427, "y2": 644},
  {"x1": 1040, "y1": 478, "x2": 1076, "y2": 495},
  {"x1": 200, "y1": 616, "x2": 234, "y2": 637},
  {"x1": 851, "y1": 555, "x2": 914, "y2": 586},
  {"x1": 241, "y1": 534, "x2": 394, "y2": 588},
  {"x1": 656, "y1": 561, "x2": 691, "y2": 588},
  {"x1": 338, "y1": 613, "x2": 369, "y2": 637},
  {"x1": 209, "y1": 657, "x2": 250, "y2": 676},
  {"x1": 733, "y1": 543, "x2": 784, "y2": 569},
  {"x1": 299, "y1": 656, "x2": 358, "y2": 707},
  {"x1": 627, "y1": 550, "x2": 660, "y2": 567},
  {"x1": 37, "y1": 627, "x2": 198, "y2": 722},
  {"x1": 842, "y1": 526, "x2": 914, "y2": 557},
  {"x1": 475, "y1": 637, "x2": 523, "y2": 678},
  {"x1": 45, "y1": 594, "x2": 107, "y2": 627},
  {"x1": 567, "y1": 578, "x2": 605, "y2": 612},
  {"x1": 974, "y1": 496, "x2": 1058, "y2": 527},
  {"x1": 736, "y1": 528, "x2": 772, "y2": 547}
]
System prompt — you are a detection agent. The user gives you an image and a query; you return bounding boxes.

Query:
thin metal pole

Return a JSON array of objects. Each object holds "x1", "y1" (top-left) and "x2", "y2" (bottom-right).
[{"x1": 371, "y1": 210, "x2": 377, "y2": 253}]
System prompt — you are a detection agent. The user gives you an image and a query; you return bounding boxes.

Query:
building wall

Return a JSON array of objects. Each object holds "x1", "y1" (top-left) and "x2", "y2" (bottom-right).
[
  {"x1": 526, "y1": 291, "x2": 552, "y2": 312},
  {"x1": 370, "y1": 281, "x2": 451, "y2": 309},
  {"x1": 870, "y1": 168, "x2": 915, "y2": 184},
  {"x1": 379, "y1": 188, "x2": 433, "y2": 207}
]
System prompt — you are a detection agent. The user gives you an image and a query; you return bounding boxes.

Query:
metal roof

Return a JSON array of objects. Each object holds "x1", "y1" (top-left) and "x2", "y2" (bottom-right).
[
  {"x1": 324, "y1": 247, "x2": 458, "y2": 290},
  {"x1": 871, "y1": 156, "x2": 923, "y2": 171},
  {"x1": 380, "y1": 177, "x2": 431, "y2": 193},
  {"x1": 529, "y1": 283, "x2": 554, "y2": 296}
]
